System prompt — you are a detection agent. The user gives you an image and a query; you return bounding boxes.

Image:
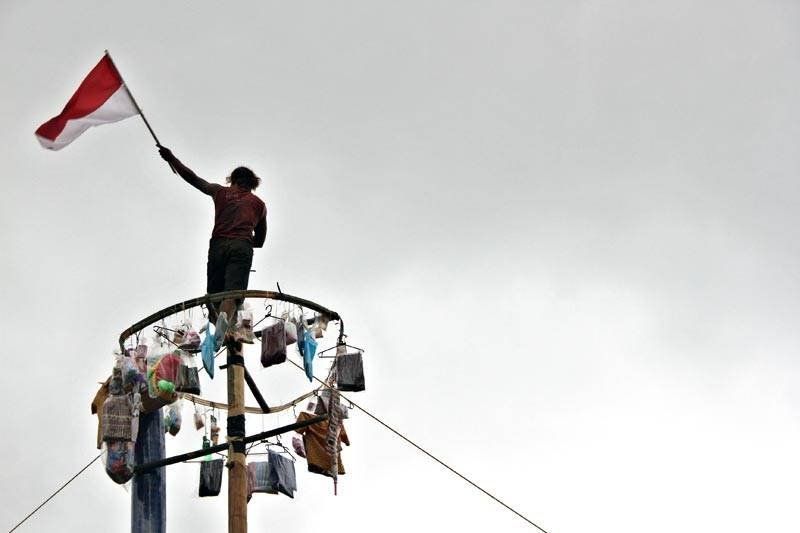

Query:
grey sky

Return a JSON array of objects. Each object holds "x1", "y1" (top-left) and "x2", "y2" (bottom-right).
[{"x1": 2, "y1": 1, "x2": 799, "y2": 532}]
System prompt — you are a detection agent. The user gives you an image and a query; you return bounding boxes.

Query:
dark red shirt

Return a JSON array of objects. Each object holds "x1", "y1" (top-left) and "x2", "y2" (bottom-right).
[{"x1": 211, "y1": 186, "x2": 266, "y2": 242}]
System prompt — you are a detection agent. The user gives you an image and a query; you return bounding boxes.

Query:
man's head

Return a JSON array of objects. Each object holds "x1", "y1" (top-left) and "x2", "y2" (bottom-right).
[{"x1": 227, "y1": 166, "x2": 261, "y2": 190}]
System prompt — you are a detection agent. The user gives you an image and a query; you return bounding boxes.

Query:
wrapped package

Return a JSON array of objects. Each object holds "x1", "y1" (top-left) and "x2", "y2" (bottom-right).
[
  {"x1": 131, "y1": 344, "x2": 148, "y2": 373},
  {"x1": 147, "y1": 352, "x2": 181, "y2": 402},
  {"x1": 175, "y1": 352, "x2": 201, "y2": 395},
  {"x1": 260, "y1": 320, "x2": 287, "y2": 368},
  {"x1": 172, "y1": 327, "x2": 185, "y2": 346},
  {"x1": 210, "y1": 415, "x2": 220, "y2": 446},
  {"x1": 116, "y1": 353, "x2": 141, "y2": 389},
  {"x1": 292, "y1": 435, "x2": 306, "y2": 458},
  {"x1": 102, "y1": 393, "x2": 132, "y2": 442},
  {"x1": 194, "y1": 412, "x2": 205, "y2": 431},
  {"x1": 179, "y1": 321, "x2": 202, "y2": 352},
  {"x1": 164, "y1": 403, "x2": 182, "y2": 436},
  {"x1": 105, "y1": 441, "x2": 135, "y2": 484},
  {"x1": 235, "y1": 309, "x2": 255, "y2": 344}
]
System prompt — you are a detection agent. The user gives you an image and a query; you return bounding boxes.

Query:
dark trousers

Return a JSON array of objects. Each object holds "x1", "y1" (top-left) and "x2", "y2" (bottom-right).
[{"x1": 207, "y1": 238, "x2": 254, "y2": 295}]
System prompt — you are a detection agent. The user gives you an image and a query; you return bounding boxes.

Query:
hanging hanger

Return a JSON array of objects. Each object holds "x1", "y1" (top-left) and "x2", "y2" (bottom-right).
[
  {"x1": 152, "y1": 325, "x2": 182, "y2": 349},
  {"x1": 262, "y1": 438, "x2": 296, "y2": 462},
  {"x1": 317, "y1": 342, "x2": 364, "y2": 358},
  {"x1": 250, "y1": 302, "x2": 275, "y2": 333}
]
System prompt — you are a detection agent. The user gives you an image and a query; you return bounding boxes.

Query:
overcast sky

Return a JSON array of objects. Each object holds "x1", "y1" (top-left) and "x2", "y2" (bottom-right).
[{"x1": 2, "y1": 1, "x2": 800, "y2": 532}]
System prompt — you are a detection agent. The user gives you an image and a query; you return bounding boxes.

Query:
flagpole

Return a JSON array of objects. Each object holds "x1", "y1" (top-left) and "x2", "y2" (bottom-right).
[{"x1": 104, "y1": 50, "x2": 176, "y2": 173}]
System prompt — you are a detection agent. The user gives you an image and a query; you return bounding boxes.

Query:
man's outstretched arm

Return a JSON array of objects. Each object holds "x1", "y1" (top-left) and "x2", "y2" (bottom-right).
[
  {"x1": 158, "y1": 146, "x2": 221, "y2": 196},
  {"x1": 253, "y1": 216, "x2": 267, "y2": 248}
]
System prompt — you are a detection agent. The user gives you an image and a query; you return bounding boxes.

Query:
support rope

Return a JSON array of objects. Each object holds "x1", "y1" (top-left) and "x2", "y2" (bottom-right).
[
  {"x1": 286, "y1": 357, "x2": 549, "y2": 532},
  {"x1": 7, "y1": 452, "x2": 102, "y2": 532}
]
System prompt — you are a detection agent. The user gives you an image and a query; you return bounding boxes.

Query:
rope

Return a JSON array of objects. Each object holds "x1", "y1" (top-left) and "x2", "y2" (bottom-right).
[
  {"x1": 286, "y1": 357, "x2": 549, "y2": 533},
  {"x1": 179, "y1": 389, "x2": 316, "y2": 415},
  {"x1": 14, "y1": 360, "x2": 549, "y2": 532},
  {"x1": 7, "y1": 452, "x2": 103, "y2": 533}
]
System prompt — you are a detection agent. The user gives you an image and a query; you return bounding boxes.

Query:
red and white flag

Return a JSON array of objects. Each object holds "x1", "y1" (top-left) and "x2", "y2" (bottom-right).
[{"x1": 35, "y1": 53, "x2": 139, "y2": 150}]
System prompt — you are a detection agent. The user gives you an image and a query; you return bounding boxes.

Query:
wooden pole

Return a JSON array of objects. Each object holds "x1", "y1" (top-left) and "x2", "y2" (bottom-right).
[
  {"x1": 104, "y1": 50, "x2": 161, "y2": 145},
  {"x1": 226, "y1": 340, "x2": 247, "y2": 533},
  {"x1": 103, "y1": 50, "x2": 176, "y2": 174}
]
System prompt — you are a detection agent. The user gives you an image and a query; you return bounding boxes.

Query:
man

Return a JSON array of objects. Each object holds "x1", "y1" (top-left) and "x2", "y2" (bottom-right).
[{"x1": 158, "y1": 146, "x2": 267, "y2": 340}]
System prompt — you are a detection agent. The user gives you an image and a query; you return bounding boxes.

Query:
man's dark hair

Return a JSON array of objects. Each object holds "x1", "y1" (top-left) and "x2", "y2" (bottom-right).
[{"x1": 228, "y1": 166, "x2": 261, "y2": 190}]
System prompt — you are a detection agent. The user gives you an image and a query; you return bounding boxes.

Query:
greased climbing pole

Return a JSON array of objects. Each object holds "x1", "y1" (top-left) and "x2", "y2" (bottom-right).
[
  {"x1": 118, "y1": 289, "x2": 343, "y2": 533},
  {"x1": 226, "y1": 339, "x2": 248, "y2": 533}
]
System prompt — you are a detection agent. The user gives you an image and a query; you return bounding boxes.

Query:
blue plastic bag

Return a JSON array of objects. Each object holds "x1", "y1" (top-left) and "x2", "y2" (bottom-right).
[
  {"x1": 200, "y1": 321, "x2": 215, "y2": 379},
  {"x1": 300, "y1": 329, "x2": 317, "y2": 382}
]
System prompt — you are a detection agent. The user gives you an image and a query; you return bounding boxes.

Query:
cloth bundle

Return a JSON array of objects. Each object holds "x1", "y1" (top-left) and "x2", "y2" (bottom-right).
[
  {"x1": 246, "y1": 452, "x2": 297, "y2": 499},
  {"x1": 295, "y1": 411, "x2": 349, "y2": 478},
  {"x1": 315, "y1": 389, "x2": 350, "y2": 419},
  {"x1": 336, "y1": 352, "x2": 365, "y2": 392},
  {"x1": 248, "y1": 461, "x2": 275, "y2": 494},
  {"x1": 267, "y1": 450, "x2": 297, "y2": 498},
  {"x1": 260, "y1": 320, "x2": 287, "y2": 368},
  {"x1": 199, "y1": 459, "x2": 224, "y2": 497}
]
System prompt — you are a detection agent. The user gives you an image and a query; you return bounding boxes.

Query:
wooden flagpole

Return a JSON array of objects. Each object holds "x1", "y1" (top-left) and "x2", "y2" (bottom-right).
[{"x1": 104, "y1": 50, "x2": 176, "y2": 173}]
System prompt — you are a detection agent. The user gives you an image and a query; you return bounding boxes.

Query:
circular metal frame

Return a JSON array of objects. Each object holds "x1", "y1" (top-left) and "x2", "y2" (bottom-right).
[
  {"x1": 118, "y1": 289, "x2": 342, "y2": 350},
  {"x1": 115, "y1": 289, "x2": 343, "y2": 414}
]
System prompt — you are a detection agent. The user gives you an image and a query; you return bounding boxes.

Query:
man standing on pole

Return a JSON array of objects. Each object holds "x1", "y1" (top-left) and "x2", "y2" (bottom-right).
[{"x1": 158, "y1": 146, "x2": 267, "y2": 340}]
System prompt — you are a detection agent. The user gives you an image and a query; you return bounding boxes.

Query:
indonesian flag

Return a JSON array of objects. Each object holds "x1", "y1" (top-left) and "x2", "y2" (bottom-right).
[{"x1": 35, "y1": 53, "x2": 139, "y2": 150}]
